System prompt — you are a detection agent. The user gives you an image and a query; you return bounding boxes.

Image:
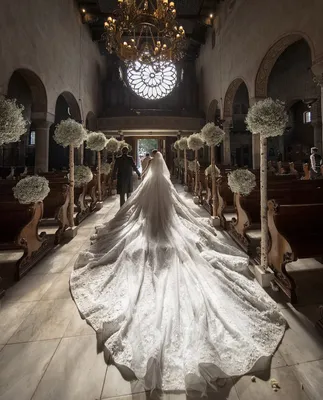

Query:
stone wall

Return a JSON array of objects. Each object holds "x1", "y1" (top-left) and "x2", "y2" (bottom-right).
[
  {"x1": 197, "y1": 0, "x2": 323, "y2": 165},
  {"x1": 197, "y1": 0, "x2": 323, "y2": 112},
  {"x1": 0, "y1": 0, "x2": 106, "y2": 118}
]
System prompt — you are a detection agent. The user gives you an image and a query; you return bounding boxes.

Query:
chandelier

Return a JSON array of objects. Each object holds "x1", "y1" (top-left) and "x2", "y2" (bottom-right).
[{"x1": 103, "y1": 0, "x2": 186, "y2": 65}]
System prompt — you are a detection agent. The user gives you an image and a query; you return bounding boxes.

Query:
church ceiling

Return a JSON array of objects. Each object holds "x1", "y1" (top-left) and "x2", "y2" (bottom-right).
[{"x1": 76, "y1": 0, "x2": 225, "y2": 60}]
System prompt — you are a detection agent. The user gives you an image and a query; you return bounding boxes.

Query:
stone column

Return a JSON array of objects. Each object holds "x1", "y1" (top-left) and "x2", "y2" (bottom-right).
[
  {"x1": 222, "y1": 119, "x2": 232, "y2": 165},
  {"x1": 33, "y1": 120, "x2": 52, "y2": 173},
  {"x1": 312, "y1": 62, "x2": 323, "y2": 154}
]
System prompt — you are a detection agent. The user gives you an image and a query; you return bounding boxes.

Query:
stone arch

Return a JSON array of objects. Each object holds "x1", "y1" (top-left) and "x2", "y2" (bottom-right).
[
  {"x1": 223, "y1": 78, "x2": 249, "y2": 119},
  {"x1": 7, "y1": 68, "x2": 47, "y2": 113},
  {"x1": 58, "y1": 91, "x2": 82, "y2": 122},
  {"x1": 255, "y1": 32, "x2": 315, "y2": 98}
]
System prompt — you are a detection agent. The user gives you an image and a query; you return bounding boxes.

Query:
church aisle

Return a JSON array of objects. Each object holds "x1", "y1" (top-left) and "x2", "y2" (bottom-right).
[{"x1": 0, "y1": 190, "x2": 322, "y2": 400}]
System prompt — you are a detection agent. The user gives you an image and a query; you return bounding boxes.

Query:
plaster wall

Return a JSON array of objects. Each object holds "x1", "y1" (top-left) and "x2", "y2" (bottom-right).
[
  {"x1": 0, "y1": 0, "x2": 106, "y2": 119},
  {"x1": 197, "y1": 0, "x2": 323, "y2": 114}
]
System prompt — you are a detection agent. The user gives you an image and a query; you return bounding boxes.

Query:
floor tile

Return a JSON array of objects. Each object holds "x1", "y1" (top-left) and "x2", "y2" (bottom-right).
[
  {"x1": 41, "y1": 273, "x2": 71, "y2": 300},
  {"x1": 190, "y1": 379, "x2": 239, "y2": 400},
  {"x1": 102, "y1": 365, "x2": 145, "y2": 398},
  {"x1": 32, "y1": 335, "x2": 107, "y2": 400},
  {"x1": 61, "y1": 252, "x2": 79, "y2": 274},
  {"x1": 292, "y1": 360, "x2": 323, "y2": 400},
  {"x1": 4, "y1": 274, "x2": 56, "y2": 302},
  {"x1": 0, "y1": 300, "x2": 36, "y2": 344},
  {"x1": 8, "y1": 298, "x2": 75, "y2": 343},
  {"x1": 234, "y1": 366, "x2": 309, "y2": 400},
  {"x1": 29, "y1": 249, "x2": 78, "y2": 274},
  {"x1": 0, "y1": 339, "x2": 59, "y2": 400},
  {"x1": 279, "y1": 306, "x2": 323, "y2": 365},
  {"x1": 63, "y1": 301, "x2": 95, "y2": 337},
  {"x1": 271, "y1": 350, "x2": 288, "y2": 369}
]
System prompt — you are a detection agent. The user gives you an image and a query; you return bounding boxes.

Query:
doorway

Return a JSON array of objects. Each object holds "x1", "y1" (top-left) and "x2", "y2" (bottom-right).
[{"x1": 137, "y1": 138, "x2": 159, "y2": 171}]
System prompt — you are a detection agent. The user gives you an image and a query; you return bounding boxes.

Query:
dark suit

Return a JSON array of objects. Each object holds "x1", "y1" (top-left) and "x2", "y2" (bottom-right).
[{"x1": 112, "y1": 154, "x2": 141, "y2": 207}]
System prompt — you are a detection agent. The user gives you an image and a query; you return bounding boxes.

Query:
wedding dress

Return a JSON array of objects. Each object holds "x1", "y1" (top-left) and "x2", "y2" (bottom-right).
[{"x1": 70, "y1": 152, "x2": 285, "y2": 394}]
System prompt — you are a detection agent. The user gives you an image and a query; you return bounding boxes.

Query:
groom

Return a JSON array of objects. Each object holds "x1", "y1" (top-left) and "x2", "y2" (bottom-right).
[{"x1": 113, "y1": 146, "x2": 141, "y2": 208}]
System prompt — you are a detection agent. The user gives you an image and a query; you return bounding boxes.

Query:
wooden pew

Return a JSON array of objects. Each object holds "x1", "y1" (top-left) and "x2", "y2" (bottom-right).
[
  {"x1": 87, "y1": 173, "x2": 99, "y2": 211},
  {"x1": 216, "y1": 174, "x2": 235, "y2": 228},
  {"x1": 268, "y1": 199, "x2": 323, "y2": 303},
  {"x1": 302, "y1": 163, "x2": 310, "y2": 180},
  {"x1": 227, "y1": 174, "x2": 304, "y2": 256},
  {"x1": 228, "y1": 176, "x2": 311, "y2": 255},
  {"x1": 0, "y1": 200, "x2": 51, "y2": 289},
  {"x1": 75, "y1": 183, "x2": 91, "y2": 225},
  {"x1": 41, "y1": 180, "x2": 71, "y2": 244}
]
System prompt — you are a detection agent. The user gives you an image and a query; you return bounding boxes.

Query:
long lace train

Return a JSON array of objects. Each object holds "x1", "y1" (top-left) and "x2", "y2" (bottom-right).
[{"x1": 70, "y1": 153, "x2": 286, "y2": 394}]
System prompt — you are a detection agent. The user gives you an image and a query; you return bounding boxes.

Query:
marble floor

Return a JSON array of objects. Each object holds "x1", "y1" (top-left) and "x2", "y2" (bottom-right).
[{"x1": 1, "y1": 186, "x2": 323, "y2": 400}]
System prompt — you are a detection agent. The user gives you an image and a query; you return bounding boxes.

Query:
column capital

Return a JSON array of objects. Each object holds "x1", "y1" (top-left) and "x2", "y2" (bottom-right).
[
  {"x1": 32, "y1": 119, "x2": 53, "y2": 129},
  {"x1": 31, "y1": 112, "x2": 55, "y2": 126},
  {"x1": 312, "y1": 60, "x2": 323, "y2": 87}
]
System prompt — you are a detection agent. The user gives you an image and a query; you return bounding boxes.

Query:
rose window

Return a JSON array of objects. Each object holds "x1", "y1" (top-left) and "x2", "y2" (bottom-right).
[{"x1": 127, "y1": 62, "x2": 177, "y2": 100}]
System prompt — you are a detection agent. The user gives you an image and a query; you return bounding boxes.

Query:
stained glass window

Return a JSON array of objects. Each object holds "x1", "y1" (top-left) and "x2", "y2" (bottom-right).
[{"x1": 127, "y1": 62, "x2": 177, "y2": 100}]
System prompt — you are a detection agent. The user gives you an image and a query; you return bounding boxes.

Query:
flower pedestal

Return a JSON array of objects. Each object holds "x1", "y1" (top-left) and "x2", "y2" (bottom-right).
[
  {"x1": 210, "y1": 146, "x2": 219, "y2": 223},
  {"x1": 183, "y1": 149, "x2": 188, "y2": 191},
  {"x1": 254, "y1": 264, "x2": 274, "y2": 288},
  {"x1": 193, "y1": 196, "x2": 200, "y2": 204},
  {"x1": 96, "y1": 151, "x2": 103, "y2": 210},
  {"x1": 246, "y1": 98, "x2": 288, "y2": 273},
  {"x1": 260, "y1": 135, "x2": 268, "y2": 270},
  {"x1": 68, "y1": 146, "x2": 75, "y2": 229},
  {"x1": 209, "y1": 215, "x2": 221, "y2": 227},
  {"x1": 96, "y1": 202, "x2": 103, "y2": 210},
  {"x1": 64, "y1": 226, "x2": 79, "y2": 239}
]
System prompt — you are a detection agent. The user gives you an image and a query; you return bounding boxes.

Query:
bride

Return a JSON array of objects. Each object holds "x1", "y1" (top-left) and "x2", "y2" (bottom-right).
[{"x1": 70, "y1": 151, "x2": 285, "y2": 394}]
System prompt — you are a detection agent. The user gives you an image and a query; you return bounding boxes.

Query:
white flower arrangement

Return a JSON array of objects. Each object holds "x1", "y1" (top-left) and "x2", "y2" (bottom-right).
[
  {"x1": 101, "y1": 162, "x2": 112, "y2": 175},
  {"x1": 13, "y1": 176, "x2": 50, "y2": 204},
  {"x1": 188, "y1": 160, "x2": 200, "y2": 172},
  {"x1": 106, "y1": 137, "x2": 119, "y2": 153},
  {"x1": 205, "y1": 164, "x2": 220, "y2": 177},
  {"x1": 228, "y1": 169, "x2": 256, "y2": 196},
  {"x1": 245, "y1": 98, "x2": 288, "y2": 138},
  {"x1": 118, "y1": 140, "x2": 132, "y2": 152},
  {"x1": 178, "y1": 137, "x2": 188, "y2": 150},
  {"x1": 173, "y1": 140, "x2": 180, "y2": 150},
  {"x1": 54, "y1": 118, "x2": 87, "y2": 148},
  {"x1": 86, "y1": 131, "x2": 107, "y2": 152},
  {"x1": 188, "y1": 133, "x2": 204, "y2": 151},
  {"x1": 74, "y1": 165, "x2": 93, "y2": 188},
  {"x1": 0, "y1": 97, "x2": 28, "y2": 146},
  {"x1": 201, "y1": 123, "x2": 225, "y2": 147}
]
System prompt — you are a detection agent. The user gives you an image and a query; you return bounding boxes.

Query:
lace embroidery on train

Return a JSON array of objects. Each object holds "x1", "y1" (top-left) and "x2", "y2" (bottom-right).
[{"x1": 70, "y1": 152, "x2": 286, "y2": 394}]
